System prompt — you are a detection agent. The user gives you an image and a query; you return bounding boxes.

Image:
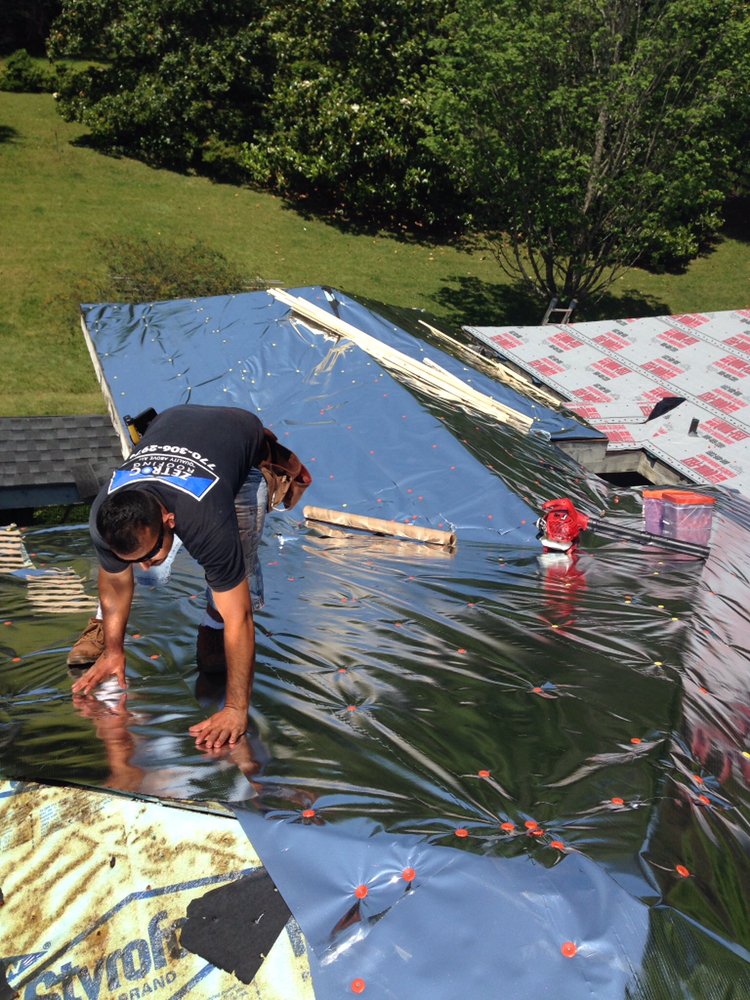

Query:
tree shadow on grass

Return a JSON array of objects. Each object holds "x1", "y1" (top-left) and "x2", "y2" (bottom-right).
[
  {"x1": 275, "y1": 189, "x2": 465, "y2": 247},
  {"x1": 432, "y1": 275, "x2": 672, "y2": 330},
  {"x1": 722, "y1": 195, "x2": 750, "y2": 244},
  {"x1": 433, "y1": 276, "x2": 544, "y2": 327},
  {"x1": 69, "y1": 134, "x2": 136, "y2": 161},
  {"x1": 581, "y1": 287, "x2": 672, "y2": 321},
  {"x1": 0, "y1": 125, "x2": 19, "y2": 144}
]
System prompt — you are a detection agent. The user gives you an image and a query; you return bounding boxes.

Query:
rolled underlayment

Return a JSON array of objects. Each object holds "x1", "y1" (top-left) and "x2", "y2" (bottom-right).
[{"x1": 303, "y1": 505, "x2": 457, "y2": 547}]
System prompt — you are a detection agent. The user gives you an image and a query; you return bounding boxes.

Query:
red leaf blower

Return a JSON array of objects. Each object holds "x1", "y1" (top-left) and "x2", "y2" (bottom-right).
[{"x1": 537, "y1": 497, "x2": 710, "y2": 558}]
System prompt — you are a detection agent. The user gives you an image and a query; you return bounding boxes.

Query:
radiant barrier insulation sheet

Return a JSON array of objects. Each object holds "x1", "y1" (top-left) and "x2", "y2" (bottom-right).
[{"x1": 2, "y1": 287, "x2": 750, "y2": 998}]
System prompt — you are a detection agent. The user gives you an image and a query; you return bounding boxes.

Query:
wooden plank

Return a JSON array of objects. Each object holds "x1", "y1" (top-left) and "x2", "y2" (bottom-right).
[
  {"x1": 303, "y1": 505, "x2": 456, "y2": 548},
  {"x1": 270, "y1": 289, "x2": 533, "y2": 432}
]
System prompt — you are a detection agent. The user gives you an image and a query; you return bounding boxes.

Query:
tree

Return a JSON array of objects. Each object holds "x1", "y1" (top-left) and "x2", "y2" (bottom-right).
[
  {"x1": 48, "y1": 0, "x2": 272, "y2": 175},
  {"x1": 426, "y1": 0, "x2": 750, "y2": 303}
]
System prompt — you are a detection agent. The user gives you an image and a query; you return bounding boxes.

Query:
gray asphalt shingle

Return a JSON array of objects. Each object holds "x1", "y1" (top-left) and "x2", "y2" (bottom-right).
[{"x1": 0, "y1": 415, "x2": 122, "y2": 496}]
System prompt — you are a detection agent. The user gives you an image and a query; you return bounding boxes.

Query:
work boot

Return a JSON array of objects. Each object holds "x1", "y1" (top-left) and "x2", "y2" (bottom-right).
[
  {"x1": 196, "y1": 625, "x2": 226, "y2": 674},
  {"x1": 67, "y1": 617, "x2": 105, "y2": 667}
]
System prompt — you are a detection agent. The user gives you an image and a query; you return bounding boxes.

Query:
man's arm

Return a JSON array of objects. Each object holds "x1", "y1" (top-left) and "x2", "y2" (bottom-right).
[
  {"x1": 189, "y1": 580, "x2": 254, "y2": 749},
  {"x1": 71, "y1": 566, "x2": 134, "y2": 695}
]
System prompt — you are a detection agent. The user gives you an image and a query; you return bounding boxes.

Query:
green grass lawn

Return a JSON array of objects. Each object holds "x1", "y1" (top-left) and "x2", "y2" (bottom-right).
[{"x1": 1, "y1": 91, "x2": 749, "y2": 416}]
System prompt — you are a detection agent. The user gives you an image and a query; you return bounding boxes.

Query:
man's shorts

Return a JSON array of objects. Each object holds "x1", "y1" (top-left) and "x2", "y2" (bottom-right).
[{"x1": 223, "y1": 466, "x2": 268, "y2": 612}]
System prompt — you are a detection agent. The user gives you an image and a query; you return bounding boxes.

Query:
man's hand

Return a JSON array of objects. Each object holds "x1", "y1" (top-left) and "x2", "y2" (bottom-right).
[
  {"x1": 189, "y1": 706, "x2": 248, "y2": 749},
  {"x1": 71, "y1": 649, "x2": 127, "y2": 696},
  {"x1": 70, "y1": 566, "x2": 133, "y2": 697}
]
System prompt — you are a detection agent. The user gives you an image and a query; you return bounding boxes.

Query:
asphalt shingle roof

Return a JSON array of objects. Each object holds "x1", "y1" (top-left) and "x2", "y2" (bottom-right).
[{"x1": 0, "y1": 414, "x2": 122, "y2": 499}]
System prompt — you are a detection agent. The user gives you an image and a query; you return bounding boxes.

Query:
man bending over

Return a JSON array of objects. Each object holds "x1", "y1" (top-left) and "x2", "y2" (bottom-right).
[{"x1": 69, "y1": 404, "x2": 309, "y2": 749}]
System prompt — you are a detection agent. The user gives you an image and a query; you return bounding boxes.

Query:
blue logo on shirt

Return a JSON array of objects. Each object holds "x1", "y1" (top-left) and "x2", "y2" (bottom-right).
[{"x1": 109, "y1": 452, "x2": 219, "y2": 500}]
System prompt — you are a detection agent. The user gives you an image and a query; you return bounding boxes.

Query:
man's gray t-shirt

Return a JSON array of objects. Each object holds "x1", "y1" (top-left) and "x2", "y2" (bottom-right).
[{"x1": 90, "y1": 405, "x2": 264, "y2": 592}]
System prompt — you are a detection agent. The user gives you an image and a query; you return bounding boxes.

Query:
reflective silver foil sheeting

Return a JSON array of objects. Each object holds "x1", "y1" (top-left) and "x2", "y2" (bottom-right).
[{"x1": 2, "y1": 287, "x2": 749, "y2": 997}]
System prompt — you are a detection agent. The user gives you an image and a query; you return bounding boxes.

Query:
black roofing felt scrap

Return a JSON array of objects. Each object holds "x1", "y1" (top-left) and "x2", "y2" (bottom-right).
[
  {"x1": 181, "y1": 869, "x2": 291, "y2": 984},
  {"x1": 0, "y1": 958, "x2": 14, "y2": 1000}
]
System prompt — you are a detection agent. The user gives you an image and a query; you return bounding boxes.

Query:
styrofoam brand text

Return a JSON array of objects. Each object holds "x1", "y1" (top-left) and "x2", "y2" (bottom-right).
[{"x1": 23, "y1": 912, "x2": 185, "y2": 1000}]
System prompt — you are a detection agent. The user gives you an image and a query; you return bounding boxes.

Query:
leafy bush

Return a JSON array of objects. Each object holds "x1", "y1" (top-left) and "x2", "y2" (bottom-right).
[
  {"x1": 0, "y1": 48, "x2": 54, "y2": 92},
  {"x1": 200, "y1": 136, "x2": 246, "y2": 183},
  {"x1": 240, "y1": 0, "x2": 462, "y2": 229},
  {"x1": 47, "y1": 0, "x2": 750, "y2": 277},
  {"x1": 82, "y1": 236, "x2": 263, "y2": 303}
]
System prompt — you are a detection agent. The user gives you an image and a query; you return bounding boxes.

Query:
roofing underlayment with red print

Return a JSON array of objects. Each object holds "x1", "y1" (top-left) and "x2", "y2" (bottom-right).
[{"x1": 466, "y1": 309, "x2": 750, "y2": 491}]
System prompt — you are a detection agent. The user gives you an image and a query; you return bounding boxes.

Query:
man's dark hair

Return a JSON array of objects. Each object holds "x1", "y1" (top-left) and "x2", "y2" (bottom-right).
[{"x1": 97, "y1": 490, "x2": 162, "y2": 555}]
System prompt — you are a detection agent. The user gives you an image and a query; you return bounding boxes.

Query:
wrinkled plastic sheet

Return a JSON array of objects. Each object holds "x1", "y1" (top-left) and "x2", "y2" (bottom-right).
[{"x1": 2, "y1": 287, "x2": 750, "y2": 997}]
